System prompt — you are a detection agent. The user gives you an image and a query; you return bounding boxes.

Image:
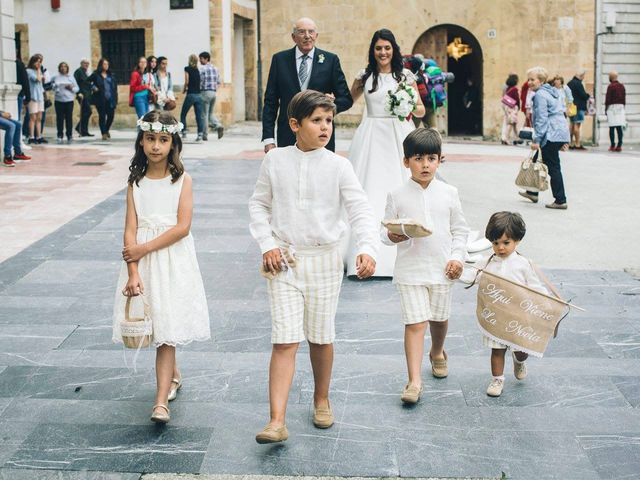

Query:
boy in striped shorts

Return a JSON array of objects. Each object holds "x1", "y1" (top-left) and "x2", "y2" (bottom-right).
[
  {"x1": 381, "y1": 128, "x2": 469, "y2": 404},
  {"x1": 249, "y1": 90, "x2": 378, "y2": 444}
]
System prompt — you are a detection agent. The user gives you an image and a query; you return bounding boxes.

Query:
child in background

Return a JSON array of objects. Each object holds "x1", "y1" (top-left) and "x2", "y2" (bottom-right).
[
  {"x1": 382, "y1": 128, "x2": 469, "y2": 404},
  {"x1": 249, "y1": 90, "x2": 378, "y2": 443},
  {"x1": 479, "y1": 211, "x2": 547, "y2": 397},
  {"x1": 113, "y1": 111, "x2": 210, "y2": 423}
]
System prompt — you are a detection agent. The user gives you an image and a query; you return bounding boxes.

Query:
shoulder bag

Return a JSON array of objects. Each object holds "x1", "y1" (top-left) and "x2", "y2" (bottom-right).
[{"x1": 515, "y1": 148, "x2": 549, "y2": 192}]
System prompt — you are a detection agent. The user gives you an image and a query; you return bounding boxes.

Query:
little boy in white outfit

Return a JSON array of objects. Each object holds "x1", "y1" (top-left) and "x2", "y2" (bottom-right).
[
  {"x1": 382, "y1": 128, "x2": 469, "y2": 404},
  {"x1": 249, "y1": 90, "x2": 378, "y2": 443}
]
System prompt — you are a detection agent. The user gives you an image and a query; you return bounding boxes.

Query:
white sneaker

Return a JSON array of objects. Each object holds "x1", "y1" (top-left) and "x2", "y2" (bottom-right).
[
  {"x1": 512, "y1": 352, "x2": 528, "y2": 380},
  {"x1": 486, "y1": 378, "x2": 504, "y2": 397},
  {"x1": 56, "y1": 137, "x2": 63, "y2": 144},
  {"x1": 21, "y1": 142, "x2": 32, "y2": 151}
]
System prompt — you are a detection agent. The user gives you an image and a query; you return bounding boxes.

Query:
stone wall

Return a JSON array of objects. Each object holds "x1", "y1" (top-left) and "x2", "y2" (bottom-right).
[
  {"x1": 596, "y1": 0, "x2": 639, "y2": 144},
  {"x1": 259, "y1": 0, "x2": 596, "y2": 140}
]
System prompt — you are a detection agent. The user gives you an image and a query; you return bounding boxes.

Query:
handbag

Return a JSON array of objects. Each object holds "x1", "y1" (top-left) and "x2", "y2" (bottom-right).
[
  {"x1": 518, "y1": 126, "x2": 533, "y2": 140},
  {"x1": 163, "y1": 98, "x2": 176, "y2": 111},
  {"x1": 501, "y1": 93, "x2": 517, "y2": 109},
  {"x1": 515, "y1": 149, "x2": 549, "y2": 192},
  {"x1": 567, "y1": 102, "x2": 577, "y2": 117},
  {"x1": 120, "y1": 295, "x2": 153, "y2": 348}
]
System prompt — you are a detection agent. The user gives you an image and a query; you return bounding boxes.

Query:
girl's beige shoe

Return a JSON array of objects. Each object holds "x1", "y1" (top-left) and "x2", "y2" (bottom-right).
[
  {"x1": 168, "y1": 377, "x2": 182, "y2": 402},
  {"x1": 150, "y1": 404, "x2": 170, "y2": 423}
]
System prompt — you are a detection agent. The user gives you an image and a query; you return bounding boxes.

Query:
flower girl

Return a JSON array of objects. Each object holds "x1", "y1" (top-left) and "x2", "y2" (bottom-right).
[{"x1": 112, "y1": 111, "x2": 210, "y2": 423}]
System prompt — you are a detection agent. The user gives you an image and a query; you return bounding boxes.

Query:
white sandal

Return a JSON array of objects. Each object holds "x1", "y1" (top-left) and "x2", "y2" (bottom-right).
[
  {"x1": 168, "y1": 377, "x2": 182, "y2": 402},
  {"x1": 150, "y1": 404, "x2": 170, "y2": 424}
]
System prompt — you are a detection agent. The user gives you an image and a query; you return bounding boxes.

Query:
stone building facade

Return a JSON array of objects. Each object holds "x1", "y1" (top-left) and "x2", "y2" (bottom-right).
[
  {"x1": 259, "y1": 0, "x2": 596, "y2": 140},
  {"x1": 13, "y1": 0, "x2": 257, "y2": 128},
  {"x1": 595, "y1": 0, "x2": 639, "y2": 144}
]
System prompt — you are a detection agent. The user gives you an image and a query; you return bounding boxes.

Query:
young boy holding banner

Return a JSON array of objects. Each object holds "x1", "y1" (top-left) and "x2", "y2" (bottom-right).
[{"x1": 479, "y1": 212, "x2": 549, "y2": 397}]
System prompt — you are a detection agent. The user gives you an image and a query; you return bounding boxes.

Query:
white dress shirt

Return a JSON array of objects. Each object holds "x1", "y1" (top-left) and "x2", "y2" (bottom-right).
[
  {"x1": 381, "y1": 178, "x2": 469, "y2": 285},
  {"x1": 249, "y1": 145, "x2": 379, "y2": 258},
  {"x1": 262, "y1": 47, "x2": 315, "y2": 147}
]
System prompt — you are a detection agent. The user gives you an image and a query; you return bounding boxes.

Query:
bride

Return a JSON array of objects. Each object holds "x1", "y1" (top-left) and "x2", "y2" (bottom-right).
[{"x1": 345, "y1": 29, "x2": 425, "y2": 277}]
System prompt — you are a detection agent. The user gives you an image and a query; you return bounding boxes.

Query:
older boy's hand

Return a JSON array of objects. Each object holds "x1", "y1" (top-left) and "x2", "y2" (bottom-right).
[
  {"x1": 263, "y1": 248, "x2": 283, "y2": 275},
  {"x1": 356, "y1": 254, "x2": 376, "y2": 279},
  {"x1": 445, "y1": 260, "x2": 463, "y2": 280},
  {"x1": 388, "y1": 232, "x2": 409, "y2": 243}
]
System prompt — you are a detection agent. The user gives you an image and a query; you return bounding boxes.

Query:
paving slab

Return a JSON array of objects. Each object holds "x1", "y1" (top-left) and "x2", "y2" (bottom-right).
[{"x1": 1, "y1": 135, "x2": 639, "y2": 479}]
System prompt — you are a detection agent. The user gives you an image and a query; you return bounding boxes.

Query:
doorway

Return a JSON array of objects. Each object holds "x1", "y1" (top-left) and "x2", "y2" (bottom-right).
[{"x1": 413, "y1": 24, "x2": 483, "y2": 136}]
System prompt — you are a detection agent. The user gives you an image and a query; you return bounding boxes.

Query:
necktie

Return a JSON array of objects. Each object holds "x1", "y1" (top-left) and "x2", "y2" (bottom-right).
[{"x1": 298, "y1": 55, "x2": 309, "y2": 87}]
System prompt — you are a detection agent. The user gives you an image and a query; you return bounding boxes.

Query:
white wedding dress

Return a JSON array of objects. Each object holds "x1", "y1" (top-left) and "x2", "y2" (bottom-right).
[{"x1": 345, "y1": 69, "x2": 416, "y2": 277}]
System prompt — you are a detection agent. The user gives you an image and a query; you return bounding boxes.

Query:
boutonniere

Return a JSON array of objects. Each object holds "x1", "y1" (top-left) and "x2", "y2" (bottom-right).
[{"x1": 318, "y1": 54, "x2": 325, "y2": 64}]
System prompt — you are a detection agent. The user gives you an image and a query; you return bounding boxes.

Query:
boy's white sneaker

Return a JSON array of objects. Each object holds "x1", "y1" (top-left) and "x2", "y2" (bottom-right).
[
  {"x1": 486, "y1": 378, "x2": 504, "y2": 397},
  {"x1": 512, "y1": 352, "x2": 528, "y2": 380}
]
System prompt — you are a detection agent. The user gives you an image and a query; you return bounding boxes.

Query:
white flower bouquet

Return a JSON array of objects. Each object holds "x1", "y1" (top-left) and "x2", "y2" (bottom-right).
[{"x1": 384, "y1": 82, "x2": 417, "y2": 121}]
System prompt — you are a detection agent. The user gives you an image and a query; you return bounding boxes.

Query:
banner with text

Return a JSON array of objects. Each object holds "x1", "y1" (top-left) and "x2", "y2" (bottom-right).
[{"x1": 476, "y1": 270, "x2": 568, "y2": 357}]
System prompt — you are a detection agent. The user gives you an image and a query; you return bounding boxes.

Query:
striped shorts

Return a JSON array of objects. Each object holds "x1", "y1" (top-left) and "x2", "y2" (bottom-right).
[
  {"x1": 267, "y1": 244, "x2": 343, "y2": 344},
  {"x1": 396, "y1": 283, "x2": 452, "y2": 325}
]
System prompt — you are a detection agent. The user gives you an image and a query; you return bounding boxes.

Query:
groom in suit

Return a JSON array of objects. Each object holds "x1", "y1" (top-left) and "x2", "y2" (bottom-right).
[{"x1": 262, "y1": 17, "x2": 353, "y2": 153}]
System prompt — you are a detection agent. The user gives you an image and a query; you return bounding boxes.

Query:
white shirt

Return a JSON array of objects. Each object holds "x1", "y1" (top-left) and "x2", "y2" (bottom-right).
[
  {"x1": 381, "y1": 178, "x2": 469, "y2": 285},
  {"x1": 477, "y1": 252, "x2": 548, "y2": 295},
  {"x1": 249, "y1": 145, "x2": 379, "y2": 258},
  {"x1": 262, "y1": 47, "x2": 316, "y2": 147}
]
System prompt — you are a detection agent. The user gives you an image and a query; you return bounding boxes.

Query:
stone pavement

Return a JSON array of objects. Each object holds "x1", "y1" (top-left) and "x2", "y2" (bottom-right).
[{"x1": 0, "y1": 126, "x2": 639, "y2": 479}]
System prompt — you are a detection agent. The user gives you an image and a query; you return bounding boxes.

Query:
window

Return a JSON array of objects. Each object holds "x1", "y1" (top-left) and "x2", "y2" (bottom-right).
[
  {"x1": 100, "y1": 29, "x2": 145, "y2": 85},
  {"x1": 15, "y1": 32, "x2": 21, "y2": 60},
  {"x1": 170, "y1": 0, "x2": 193, "y2": 9}
]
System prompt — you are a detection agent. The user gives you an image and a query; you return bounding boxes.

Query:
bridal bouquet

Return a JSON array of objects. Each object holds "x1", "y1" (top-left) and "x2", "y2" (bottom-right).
[{"x1": 384, "y1": 82, "x2": 417, "y2": 121}]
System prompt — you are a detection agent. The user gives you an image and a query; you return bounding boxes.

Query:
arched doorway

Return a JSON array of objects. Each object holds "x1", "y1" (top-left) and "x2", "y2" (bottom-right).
[{"x1": 413, "y1": 24, "x2": 483, "y2": 137}]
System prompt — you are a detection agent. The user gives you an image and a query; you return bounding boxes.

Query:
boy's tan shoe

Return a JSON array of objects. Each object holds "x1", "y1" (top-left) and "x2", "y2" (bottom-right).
[
  {"x1": 430, "y1": 351, "x2": 449, "y2": 378},
  {"x1": 313, "y1": 401, "x2": 334, "y2": 428},
  {"x1": 255, "y1": 424, "x2": 289, "y2": 444},
  {"x1": 400, "y1": 384, "x2": 423, "y2": 404},
  {"x1": 486, "y1": 378, "x2": 504, "y2": 397},
  {"x1": 512, "y1": 352, "x2": 528, "y2": 380}
]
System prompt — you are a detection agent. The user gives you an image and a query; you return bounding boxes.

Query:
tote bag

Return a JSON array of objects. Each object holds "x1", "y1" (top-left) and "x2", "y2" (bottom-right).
[{"x1": 515, "y1": 149, "x2": 549, "y2": 192}]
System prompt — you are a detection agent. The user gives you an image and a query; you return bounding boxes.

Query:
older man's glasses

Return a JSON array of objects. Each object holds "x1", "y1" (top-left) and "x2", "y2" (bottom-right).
[{"x1": 294, "y1": 29, "x2": 316, "y2": 36}]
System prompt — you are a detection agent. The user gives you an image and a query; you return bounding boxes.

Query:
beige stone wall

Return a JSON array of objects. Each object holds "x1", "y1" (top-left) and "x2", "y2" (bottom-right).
[
  {"x1": 260, "y1": 0, "x2": 595, "y2": 140},
  {"x1": 209, "y1": 0, "x2": 258, "y2": 126}
]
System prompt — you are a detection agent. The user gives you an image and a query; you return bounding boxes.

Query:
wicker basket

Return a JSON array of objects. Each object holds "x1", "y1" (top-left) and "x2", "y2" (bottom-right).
[{"x1": 120, "y1": 296, "x2": 153, "y2": 349}]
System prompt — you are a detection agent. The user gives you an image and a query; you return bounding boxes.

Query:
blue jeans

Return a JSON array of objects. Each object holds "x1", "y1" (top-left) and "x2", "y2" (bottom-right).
[
  {"x1": 180, "y1": 93, "x2": 204, "y2": 134},
  {"x1": 133, "y1": 94, "x2": 150, "y2": 119},
  {"x1": 0, "y1": 116, "x2": 23, "y2": 157}
]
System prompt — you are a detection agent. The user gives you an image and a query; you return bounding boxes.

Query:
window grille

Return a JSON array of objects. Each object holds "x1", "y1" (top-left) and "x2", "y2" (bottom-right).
[{"x1": 100, "y1": 29, "x2": 145, "y2": 85}]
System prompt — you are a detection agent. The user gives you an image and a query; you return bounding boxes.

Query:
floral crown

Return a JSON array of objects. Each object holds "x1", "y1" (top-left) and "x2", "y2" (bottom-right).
[{"x1": 137, "y1": 118, "x2": 184, "y2": 134}]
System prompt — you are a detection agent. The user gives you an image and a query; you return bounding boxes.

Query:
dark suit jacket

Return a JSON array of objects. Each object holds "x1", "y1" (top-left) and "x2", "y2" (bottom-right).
[{"x1": 262, "y1": 47, "x2": 353, "y2": 152}]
